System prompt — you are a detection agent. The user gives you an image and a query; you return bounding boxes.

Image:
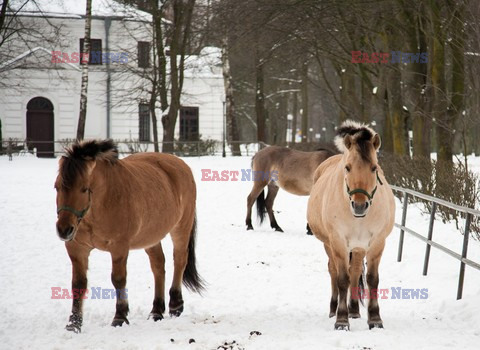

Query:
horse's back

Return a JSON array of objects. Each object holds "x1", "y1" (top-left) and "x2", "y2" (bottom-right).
[
  {"x1": 253, "y1": 146, "x2": 334, "y2": 195},
  {"x1": 124, "y1": 152, "x2": 194, "y2": 184},
  {"x1": 312, "y1": 154, "x2": 342, "y2": 183},
  {"x1": 121, "y1": 152, "x2": 196, "y2": 210}
]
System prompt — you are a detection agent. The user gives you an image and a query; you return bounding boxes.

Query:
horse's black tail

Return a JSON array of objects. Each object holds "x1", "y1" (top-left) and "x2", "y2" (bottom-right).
[
  {"x1": 183, "y1": 214, "x2": 206, "y2": 294},
  {"x1": 256, "y1": 190, "x2": 267, "y2": 224}
]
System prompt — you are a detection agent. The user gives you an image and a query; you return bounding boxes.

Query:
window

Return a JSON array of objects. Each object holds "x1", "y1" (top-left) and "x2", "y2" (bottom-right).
[
  {"x1": 138, "y1": 41, "x2": 150, "y2": 68},
  {"x1": 80, "y1": 38, "x2": 102, "y2": 65},
  {"x1": 179, "y1": 107, "x2": 199, "y2": 141},
  {"x1": 139, "y1": 104, "x2": 151, "y2": 142}
]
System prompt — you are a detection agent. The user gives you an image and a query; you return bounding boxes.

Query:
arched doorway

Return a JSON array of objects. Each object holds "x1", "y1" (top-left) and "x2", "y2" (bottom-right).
[{"x1": 26, "y1": 97, "x2": 54, "y2": 158}]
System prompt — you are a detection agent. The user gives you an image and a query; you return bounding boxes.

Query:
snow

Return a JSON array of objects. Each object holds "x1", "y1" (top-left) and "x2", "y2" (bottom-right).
[{"x1": 1, "y1": 154, "x2": 480, "y2": 349}]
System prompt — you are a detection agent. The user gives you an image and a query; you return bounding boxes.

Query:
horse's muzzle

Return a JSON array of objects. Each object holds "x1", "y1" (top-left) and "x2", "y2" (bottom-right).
[
  {"x1": 351, "y1": 200, "x2": 370, "y2": 217},
  {"x1": 57, "y1": 224, "x2": 75, "y2": 241}
]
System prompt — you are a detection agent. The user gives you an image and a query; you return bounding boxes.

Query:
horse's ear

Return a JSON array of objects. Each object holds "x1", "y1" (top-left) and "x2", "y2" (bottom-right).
[
  {"x1": 372, "y1": 133, "x2": 381, "y2": 150},
  {"x1": 85, "y1": 159, "x2": 97, "y2": 176},
  {"x1": 344, "y1": 134, "x2": 353, "y2": 150}
]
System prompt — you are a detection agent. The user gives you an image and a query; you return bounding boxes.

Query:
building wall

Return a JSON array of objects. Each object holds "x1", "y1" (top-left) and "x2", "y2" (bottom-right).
[{"x1": 0, "y1": 14, "x2": 225, "y2": 154}]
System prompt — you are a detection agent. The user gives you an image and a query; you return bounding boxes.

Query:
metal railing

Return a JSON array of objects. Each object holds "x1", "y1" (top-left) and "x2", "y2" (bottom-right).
[
  {"x1": 391, "y1": 185, "x2": 480, "y2": 299},
  {"x1": 0, "y1": 139, "x2": 262, "y2": 158}
]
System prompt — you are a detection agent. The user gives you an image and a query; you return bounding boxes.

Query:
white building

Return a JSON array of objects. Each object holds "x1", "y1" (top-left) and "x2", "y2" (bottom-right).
[{"x1": 0, "y1": 0, "x2": 225, "y2": 157}]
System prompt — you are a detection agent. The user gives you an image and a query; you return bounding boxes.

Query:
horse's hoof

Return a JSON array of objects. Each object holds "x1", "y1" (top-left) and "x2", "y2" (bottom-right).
[
  {"x1": 274, "y1": 227, "x2": 284, "y2": 232},
  {"x1": 65, "y1": 323, "x2": 81, "y2": 333},
  {"x1": 306, "y1": 230, "x2": 313, "y2": 235},
  {"x1": 369, "y1": 322, "x2": 384, "y2": 330},
  {"x1": 329, "y1": 311, "x2": 336, "y2": 318},
  {"x1": 149, "y1": 312, "x2": 164, "y2": 322},
  {"x1": 169, "y1": 308, "x2": 183, "y2": 317},
  {"x1": 111, "y1": 318, "x2": 129, "y2": 327},
  {"x1": 349, "y1": 312, "x2": 361, "y2": 319},
  {"x1": 334, "y1": 322, "x2": 350, "y2": 331},
  {"x1": 247, "y1": 225, "x2": 254, "y2": 230},
  {"x1": 169, "y1": 303, "x2": 184, "y2": 317}
]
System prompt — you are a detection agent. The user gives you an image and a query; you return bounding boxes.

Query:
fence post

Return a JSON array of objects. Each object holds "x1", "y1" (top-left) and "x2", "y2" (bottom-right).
[
  {"x1": 397, "y1": 192, "x2": 409, "y2": 262},
  {"x1": 423, "y1": 202, "x2": 437, "y2": 276},
  {"x1": 457, "y1": 213, "x2": 472, "y2": 300}
]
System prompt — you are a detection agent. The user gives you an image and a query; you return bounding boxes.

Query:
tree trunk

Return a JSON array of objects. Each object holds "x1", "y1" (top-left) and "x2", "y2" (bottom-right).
[
  {"x1": 291, "y1": 91, "x2": 298, "y2": 145},
  {"x1": 382, "y1": 81, "x2": 394, "y2": 154},
  {"x1": 151, "y1": 0, "x2": 168, "y2": 152},
  {"x1": 150, "y1": 88, "x2": 159, "y2": 152},
  {"x1": 301, "y1": 61, "x2": 309, "y2": 143},
  {"x1": 403, "y1": 5, "x2": 430, "y2": 158},
  {"x1": 277, "y1": 96, "x2": 288, "y2": 145},
  {"x1": 76, "y1": 0, "x2": 92, "y2": 141},
  {"x1": 161, "y1": 0, "x2": 196, "y2": 154},
  {"x1": 386, "y1": 64, "x2": 407, "y2": 155},
  {"x1": 221, "y1": 37, "x2": 241, "y2": 155},
  {"x1": 255, "y1": 44, "x2": 266, "y2": 147},
  {"x1": 447, "y1": 0, "x2": 465, "y2": 159},
  {"x1": 431, "y1": 2, "x2": 450, "y2": 162}
]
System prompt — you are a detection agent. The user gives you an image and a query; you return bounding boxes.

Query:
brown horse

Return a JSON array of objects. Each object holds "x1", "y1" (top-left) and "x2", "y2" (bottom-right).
[
  {"x1": 55, "y1": 140, "x2": 204, "y2": 333},
  {"x1": 307, "y1": 121, "x2": 395, "y2": 330},
  {"x1": 246, "y1": 146, "x2": 335, "y2": 232}
]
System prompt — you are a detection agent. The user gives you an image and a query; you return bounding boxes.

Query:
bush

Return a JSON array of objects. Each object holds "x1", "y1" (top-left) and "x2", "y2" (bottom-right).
[
  {"x1": 380, "y1": 152, "x2": 480, "y2": 240},
  {"x1": 174, "y1": 138, "x2": 218, "y2": 156}
]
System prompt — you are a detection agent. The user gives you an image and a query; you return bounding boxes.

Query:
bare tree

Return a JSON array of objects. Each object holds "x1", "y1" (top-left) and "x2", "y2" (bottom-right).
[
  {"x1": 76, "y1": 0, "x2": 93, "y2": 141},
  {"x1": 161, "y1": 0, "x2": 196, "y2": 153}
]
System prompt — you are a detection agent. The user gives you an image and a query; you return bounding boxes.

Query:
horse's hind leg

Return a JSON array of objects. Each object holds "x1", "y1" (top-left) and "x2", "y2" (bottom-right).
[
  {"x1": 348, "y1": 248, "x2": 366, "y2": 318},
  {"x1": 145, "y1": 243, "x2": 166, "y2": 321},
  {"x1": 265, "y1": 182, "x2": 283, "y2": 232},
  {"x1": 168, "y1": 222, "x2": 191, "y2": 317},
  {"x1": 245, "y1": 180, "x2": 268, "y2": 230},
  {"x1": 306, "y1": 223, "x2": 313, "y2": 235},
  {"x1": 65, "y1": 242, "x2": 92, "y2": 333},
  {"x1": 110, "y1": 250, "x2": 130, "y2": 327}
]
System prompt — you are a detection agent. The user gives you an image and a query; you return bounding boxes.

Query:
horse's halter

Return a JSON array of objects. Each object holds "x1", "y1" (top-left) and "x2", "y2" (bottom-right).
[
  {"x1": 57, "y1": 189, "x2": 92, "y2": 221},
  {"x1": 345, "y1": 171, "x2": 383, "y2": 204}
]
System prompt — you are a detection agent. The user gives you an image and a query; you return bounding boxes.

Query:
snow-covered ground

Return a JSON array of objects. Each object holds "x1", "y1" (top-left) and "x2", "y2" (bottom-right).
[{"x1": 1, "y1": 154, "x2": 479, "y2": 350}]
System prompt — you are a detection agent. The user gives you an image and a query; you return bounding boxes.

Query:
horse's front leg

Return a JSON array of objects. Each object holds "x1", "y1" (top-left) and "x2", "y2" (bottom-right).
[
  {"x1": 332, "y1": 243, "x2": 350, "y2": 330},
  {"x1": 65, "y1": 242, "x2": 92, "y2": 333},
  {"x1": 323, "y1": 244, "x2": 338, "y2": 318},
  {"x1": 110, "y1": 250, "x2": 129, "y2": 327},
  {"x1": 366, "y1": 241, "x2": 385, "y2": 329}
]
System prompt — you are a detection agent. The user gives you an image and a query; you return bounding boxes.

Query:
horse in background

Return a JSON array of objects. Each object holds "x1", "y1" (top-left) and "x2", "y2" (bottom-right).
[
  {"x1": 307, "y1": 120, "x2": 395, "y2": 330},
  {"x1": 55, "y1": 140, "x2": 204, "y2": 333},
  {"x1": 246, "y1": 146, "x2": 336, "y2": 233}
]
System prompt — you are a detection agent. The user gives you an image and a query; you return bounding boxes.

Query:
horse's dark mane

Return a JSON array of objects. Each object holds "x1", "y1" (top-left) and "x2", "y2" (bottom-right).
[
  {"x1": 336, "y1": 122, "x2": 375, "y2": 163},
  {"x1": 59, "y1": 139, "x2": 118, "y2": 189}
]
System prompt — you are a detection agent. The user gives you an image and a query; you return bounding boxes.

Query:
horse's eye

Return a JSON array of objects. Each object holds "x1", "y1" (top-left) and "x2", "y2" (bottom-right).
[
  {"x1": 345, "y1": 165, "x2": 351, "y2": 172},
  {"x1": 81, "y1": 187, "x2": 88, "y2": 193},
  {"x1": 372, "y1": 166, "x2": 377, "y2": 173}
]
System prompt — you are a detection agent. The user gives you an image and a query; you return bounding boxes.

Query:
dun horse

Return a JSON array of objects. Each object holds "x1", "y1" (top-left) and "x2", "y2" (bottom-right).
[
  {"x1": 246, "y1": 146, "x2": 334, "y2": 232},
  {"x1": 307, "y1": 121, "x2": 395, "y2": 330},
  {"x1": 55, "y1": 140, "x2": 204, "y2": 333}
]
